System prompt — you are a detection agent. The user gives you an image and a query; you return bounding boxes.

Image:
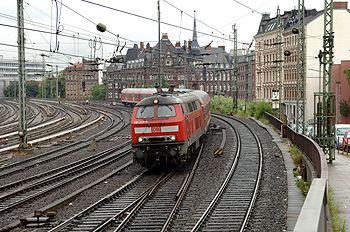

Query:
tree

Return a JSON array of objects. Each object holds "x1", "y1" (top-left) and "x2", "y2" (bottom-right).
[
  {"x1": 3, "y1": 81, "x2": 39, "y2": 97},
  {"x1": 26, "y1": 81, "x2": 39, "y2": 97},
  {"x1": 340, "y1": 98, "x2": 350, "y2": 117},
  {"x1": 3, "y1": 81, "x2": 17, "y2": 97},
  {"x1": 344, "y1": 68, "x2": 350, "y2": 88},
  {"x1": 91, "y1": 84, "x2": 105, "y2": 99}
]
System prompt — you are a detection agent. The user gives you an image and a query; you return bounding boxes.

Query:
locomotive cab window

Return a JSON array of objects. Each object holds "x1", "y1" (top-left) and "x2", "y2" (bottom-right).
[
  {"x1": 136, "y1": 106, "x2": 155, "y2": 119},
  {"x1": 157, "y1": 105, "x2": 176, "y2": 118}
]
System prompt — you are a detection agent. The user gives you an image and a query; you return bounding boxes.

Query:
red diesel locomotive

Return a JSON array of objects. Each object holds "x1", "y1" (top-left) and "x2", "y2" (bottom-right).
[{"x1": 131, "y1": 88, "x2": 211, "y2": 167}]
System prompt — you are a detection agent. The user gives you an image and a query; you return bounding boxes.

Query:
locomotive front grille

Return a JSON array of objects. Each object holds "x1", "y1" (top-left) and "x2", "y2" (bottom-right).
[{"x1": 148, "y1": 137, "x2": 165, "y2": 142}]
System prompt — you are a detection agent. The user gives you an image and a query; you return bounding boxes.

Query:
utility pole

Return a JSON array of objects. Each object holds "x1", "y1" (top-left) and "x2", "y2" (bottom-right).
[
  {"x1": 315, "y1": 0, "x2": 335, "y2": 163},
  {"x1": 274, "y1": 6, "x2": 282, "y2": 119},
  {"x1": 296, "y1": 0, "x2": 306, "y2": 134},
  {"x1": 15, "y1": 0, "x2": 33, "y2": 154},
  {"x1": 56, "y1": 65, "x2": 58, "y2": 99},
  {"x1": 41, "y1": 53, "x2": 46, "y2": 99},
  {"x1": 14, "y1": 78, "x2": 17, "y2": 98},
  {"x1": 157, "y1": 0, "x2": 161, "y2": 87},
  {"x1": 232, "y1": 24, "x2": 238, "y2": 113},
  {"x1": 47, "y1": 64, "x2": 53, "y2": 98}
]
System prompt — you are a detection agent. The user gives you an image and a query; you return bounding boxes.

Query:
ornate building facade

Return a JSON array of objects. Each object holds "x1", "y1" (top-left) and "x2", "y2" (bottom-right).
[
  {"x1": 103, "y1": 17, "x2": 235, "y2": 102},
  {"x1": 254, "y1": 2, "x2": 350, "y2": 123}
]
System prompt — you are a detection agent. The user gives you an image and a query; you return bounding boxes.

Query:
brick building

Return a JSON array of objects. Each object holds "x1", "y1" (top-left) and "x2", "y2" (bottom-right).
[
  {"x1": 65, "y1": 58, "x2": 99, "y2": 100},
  {"x1": 237, "y1": 50, "x2": 255, "y2": 102},
  {"x1": 103, "y1": 17, "x2": 235, "y2": 102}
]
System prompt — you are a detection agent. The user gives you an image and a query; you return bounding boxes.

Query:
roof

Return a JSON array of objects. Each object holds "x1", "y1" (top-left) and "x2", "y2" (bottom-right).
[
  {"x1": 255, "y1": 9, "x2": 318, "y2": 36},
  {"x1": 200, "y1": 47, "x2": 231, "y2": 64},
  {"x1": 136, "y1": 91, "x2": 199, "y2": 106},
  {"x1": 125, "y1": 44, "x2": 140, "y2": 62}
]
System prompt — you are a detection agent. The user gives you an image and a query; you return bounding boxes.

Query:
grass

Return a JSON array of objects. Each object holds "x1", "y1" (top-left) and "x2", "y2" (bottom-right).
[
  {"x1": 289, "y1": 145, "x2": 303, "y2": 165},
  {"x1": 329, "y1": 187, "x2": 347, "y2": 232},
  {"x1": 293, "y1": 171, "x2": 309, "y2": 197},
  {"x1": 289, "y1": 146, "x2": 309, "y2": 197},
  {"x1": 260, "y1": 117, "x2": 269, "y2": 125}
]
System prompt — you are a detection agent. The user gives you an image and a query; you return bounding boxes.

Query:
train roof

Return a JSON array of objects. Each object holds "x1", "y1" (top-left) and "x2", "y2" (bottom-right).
[
  {"x1": 187, "y1": 90, "x2": 210, "y2": 102},
  {"x1": 121, "y1": 88, "x2": 166, "y2": 94},
  {"x1": 135, "y1": 91, "x2": 199, "y2": 106}
]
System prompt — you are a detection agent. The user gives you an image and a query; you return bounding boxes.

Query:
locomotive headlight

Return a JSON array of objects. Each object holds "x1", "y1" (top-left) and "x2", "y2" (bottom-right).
[
  {"x1": 138, "y1": 137, "x2": 143, "y2": 143},
  {"x1": 170, "y1": 135, "x2": 176, "y2": 141}
]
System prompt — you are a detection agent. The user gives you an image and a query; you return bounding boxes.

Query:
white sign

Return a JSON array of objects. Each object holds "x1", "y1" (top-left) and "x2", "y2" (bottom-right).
[
  {"x1": 272, "y1": 90, "x2": 279, "y2": 100},
  {"x1": 272, "y1": 101, "x2": 279, "y2": 109}
]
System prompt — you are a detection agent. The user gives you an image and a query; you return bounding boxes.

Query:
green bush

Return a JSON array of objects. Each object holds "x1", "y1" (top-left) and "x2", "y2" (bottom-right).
[
  {"x1": 210, "y1": 95, "x2": 234, "y2": 114},
  {"x1": 295, "y1": 177, "x2": 309, "y2": 196},
  {"x1": 210, "y1": 96, "x2": 272, "y2": 119},
  {"x1": 289, "y1": 146, "x2": 303, "y2": 165},
  {"x1": 253, "y1": 100, "x2": 272, "y2": 119}
]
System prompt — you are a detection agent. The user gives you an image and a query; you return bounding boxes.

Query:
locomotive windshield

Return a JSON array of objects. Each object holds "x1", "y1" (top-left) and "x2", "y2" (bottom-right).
[
  {"x1": 157, "y1": 105, "x2": 176, "y2": 118},
  {"x1": 136, "y1": 106, "x2": 155, "y2": 119}
]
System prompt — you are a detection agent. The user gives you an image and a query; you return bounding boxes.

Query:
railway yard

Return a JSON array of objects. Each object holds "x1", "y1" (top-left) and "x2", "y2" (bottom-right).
[{"x1": 0, "y1": 99, "x2": 287, "y2": 231}]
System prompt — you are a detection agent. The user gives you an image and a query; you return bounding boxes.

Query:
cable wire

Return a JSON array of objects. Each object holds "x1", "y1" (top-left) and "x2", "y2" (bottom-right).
[{"x1": 79, "y1": 0, "x2": 236, "y2": 43}]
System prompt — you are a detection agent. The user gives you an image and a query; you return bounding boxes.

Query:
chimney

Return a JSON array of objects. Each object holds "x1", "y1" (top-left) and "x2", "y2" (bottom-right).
[
  {"x1": 334, "y1": 1, "x2": 348, "y2": 9},
  {"x1": 162, "y1": 33, "x2": 168, "y2": 39},
  {"x1": 188, "y1": 40, "x2": 192, "y2": 50},
  {"x1": 218, "y1": 46, "x2": 225, "y2": 51},
  {"x1": 140, "y1": 42, "x2": 144, "y2": 50},
  {"x1": 146, "y1": 43, "x2": 151, "y2": 52},
  {"x1": 175, "y1": 41, "x2": 181, "y2": 47}
]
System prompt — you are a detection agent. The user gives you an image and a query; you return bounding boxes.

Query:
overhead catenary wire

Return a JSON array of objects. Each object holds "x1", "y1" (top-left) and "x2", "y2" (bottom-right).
[
  {"x1": 0, "y1": 23, "x2": 135, "y2": 52},
  {"x1": 0, "y1": 23, "x2": 198, "y2": 60},
  {"x1": 79, "y1": 0, "x2": 240, "y2": 44},
  {"x1": 0, "y1": 11, "x2": 126, "y2": 49},
  {"x1": 22, "y1": 1, "x2": 125, "y2": 44},
  {"x1": 163, "y1": 0, "x2": 229, "y2": 38},
  {"x1": 1, "y1": 0, "x2": 299, "y2": 66},
  {"x1": 60, "y1": 1, "x2": 136, "y2": 44},
  {"x1": 0, "y1": 42, "x2": 96, "y2": 67},
  {"x1": 232, "y1": 0, "x2": 263, "y2": 15}
]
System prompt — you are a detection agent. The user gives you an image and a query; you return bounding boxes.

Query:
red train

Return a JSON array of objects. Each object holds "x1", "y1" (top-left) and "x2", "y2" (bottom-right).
[
  {"x1": 131, "y1": 87, "x2": 211, "y2": 167},
  {"x1": 121, "y1": 88, "x2": 159, "y2": 106}
]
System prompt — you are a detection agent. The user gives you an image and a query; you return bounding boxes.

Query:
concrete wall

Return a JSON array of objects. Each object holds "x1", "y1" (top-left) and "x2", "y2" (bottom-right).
[{"x1": 293, "y1": 178, "x2": 327, "y2": 232}]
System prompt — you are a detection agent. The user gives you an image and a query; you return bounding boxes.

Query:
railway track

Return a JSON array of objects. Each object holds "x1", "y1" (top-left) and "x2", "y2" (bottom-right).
[
  {"x1": 0, "y1": 100, "x2": 18, "y2": 127},
  {"x1": 0, "y1": 102, "x2": 271, "y2": 231},
  {"x1": 0, "y1": 142, "x2": 132, "y2": 214},
  {"x1": 188, "y1": 114, "x2": 263, "y2": 231},
  {"x1": 0, "y1": 107, "x2": 128, "y2": 177},
  {"x1": 48, "y1": 145, "x2": 204, "y2": 232},
  {"x1": 0, "y1": 101, "x2": 128, "y2": 156},
  {"x1": 46, "y1": 113, "x2": 262, "y2": 232},
  {"x1": 0, "y1": 106, "x2": 134, "y2": 230}
]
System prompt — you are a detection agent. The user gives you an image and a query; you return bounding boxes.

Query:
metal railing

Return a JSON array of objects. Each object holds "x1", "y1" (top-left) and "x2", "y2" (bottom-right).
[{"x1": 263, "y1": 112, "x2": 328, "y2": 232}]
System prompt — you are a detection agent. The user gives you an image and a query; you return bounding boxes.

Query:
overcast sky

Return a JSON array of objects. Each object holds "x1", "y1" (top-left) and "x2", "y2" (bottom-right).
[{"x1": 0, "y1": 0, "x2": 325, "y2": 68}]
